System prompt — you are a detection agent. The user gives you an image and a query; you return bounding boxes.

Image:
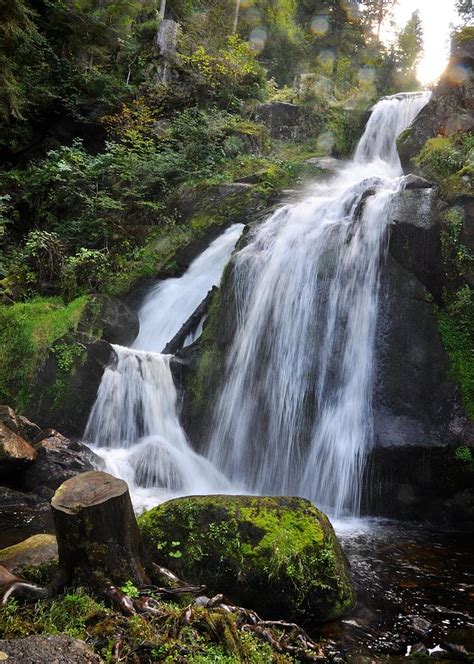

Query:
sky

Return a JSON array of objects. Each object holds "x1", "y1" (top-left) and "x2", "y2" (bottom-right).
[{"x1": 380, "y1": 0, "x2": 460, "y2": 85}]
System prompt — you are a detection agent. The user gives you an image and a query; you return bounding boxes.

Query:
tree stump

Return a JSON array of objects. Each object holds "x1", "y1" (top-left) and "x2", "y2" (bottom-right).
[{"x1": 51, "y1": 471, "x2": 149, "y2": 588}]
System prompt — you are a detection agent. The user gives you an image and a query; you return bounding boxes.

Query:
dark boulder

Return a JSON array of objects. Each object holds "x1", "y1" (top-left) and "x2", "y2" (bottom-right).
[
  {"x1": 388, "y1": 185, "x2": 443, "y2": 297},
  {"x1": 0, "y1": 487, "x2": 53, "y2": 549},
  {"x1": 22, "y1": 430, "x2": 100, "y2": 500},
  {"x1": 0, "y1": 635, "x2": 103, "y2": 663}
]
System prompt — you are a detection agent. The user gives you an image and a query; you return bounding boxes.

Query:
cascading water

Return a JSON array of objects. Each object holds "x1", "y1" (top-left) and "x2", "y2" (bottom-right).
[
  {"x1": 84, "y1": 92, "x2": 430, "y2": 515},
  {"x1": 84, "y1": 225, "x2": 244, "y2": 509},
  {"x1": 134, "y1": 224, "x2": 244, "y2": 352},
  {"x1": 206, "y1": 92, "x2": 431, "y2": 516}
]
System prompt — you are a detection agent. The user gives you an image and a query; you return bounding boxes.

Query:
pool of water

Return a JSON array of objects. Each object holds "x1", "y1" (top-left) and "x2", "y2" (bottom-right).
[{"x1": 316, "y1": 518, "x2": 474, "y2": 658}]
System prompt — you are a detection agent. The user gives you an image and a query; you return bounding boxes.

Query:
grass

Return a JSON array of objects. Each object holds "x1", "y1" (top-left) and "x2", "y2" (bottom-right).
[{"x1": 0, "y1": 295, "x2": 88, "y2": 410}]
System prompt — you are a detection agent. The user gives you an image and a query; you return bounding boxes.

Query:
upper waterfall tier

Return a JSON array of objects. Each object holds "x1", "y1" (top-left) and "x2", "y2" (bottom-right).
[{"x1": 133, "y1": 224, "x2": 244, "y2": 353}]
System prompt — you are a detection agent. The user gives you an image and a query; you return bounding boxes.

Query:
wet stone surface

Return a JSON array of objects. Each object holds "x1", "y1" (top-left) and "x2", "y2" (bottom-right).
[{"x1": 315, "y1": 519, "x2": 474, "y2": 659}]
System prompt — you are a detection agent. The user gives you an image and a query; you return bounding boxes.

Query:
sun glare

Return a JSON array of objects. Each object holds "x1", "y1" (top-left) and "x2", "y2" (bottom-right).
[{"x1": 381, "y1": 0, "x2": 459, "y2": 88}]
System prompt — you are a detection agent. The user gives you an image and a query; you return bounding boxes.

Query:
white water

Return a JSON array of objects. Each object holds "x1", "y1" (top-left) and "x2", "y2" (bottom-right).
[
  {"x1": 85, "y1": 224, "x2": 244, "y2": 510},
  {"x1": 84, "y1": 92, "x2": 430, "y2": 515},
  {"x1": 133, "y1": 224, "x2": 244, "y2": 352},
  {"x1": 206, "y1": 92, "x2": 431, "y2": 516}
]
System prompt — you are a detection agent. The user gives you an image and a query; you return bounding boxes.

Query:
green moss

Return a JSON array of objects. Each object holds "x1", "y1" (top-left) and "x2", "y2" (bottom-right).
[
  {"x1": 103, "y1": 226, "x2": 194, "y2": 296},
  {"x1": 138, "y1": 495, "x2": 355, "y2": 622},
  {"x1": 0, "y1": 295, "x2": 88, "y2": 410},
  {"x1": 437, "y1": 286, "x2": 474, "y2": 420},
  {"x1": 0, "y1": 588, "x2": 295, "y2": 662},
  {"x1": 414, "y1": 133, "x2": 473, "y2": 198},
  {"x1": 441, "y1": 165, "x2": 474, "y2": 200},
  {"x1": 452, "y1": 26, "x2": 474, "y2": 44}
]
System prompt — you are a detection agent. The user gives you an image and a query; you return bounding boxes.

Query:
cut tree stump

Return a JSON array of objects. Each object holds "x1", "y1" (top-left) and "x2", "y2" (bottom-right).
[{"x1": 51, "y1": 470, "x2": 150, "y2": 588}]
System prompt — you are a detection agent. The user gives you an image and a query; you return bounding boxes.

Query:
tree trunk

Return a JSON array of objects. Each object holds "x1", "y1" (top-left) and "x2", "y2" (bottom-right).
[
  {"x1": 159, "y1": 0, "x2": 166, "y2": 20},
  {"x1": 232, "y1": 0, "x2": 240, "y2": 34},
  {"x1": 51, "y1": 471, "x2": 149, "y2": 588}
]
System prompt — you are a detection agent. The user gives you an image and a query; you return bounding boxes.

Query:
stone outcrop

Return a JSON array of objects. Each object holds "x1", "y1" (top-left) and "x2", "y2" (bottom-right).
[
  {"x1": 0, "y1": 407, "x2": 99, "y2": 546},
  {"x1": 78, "y1": 294, "x2": 139, "y2": 347},
  {"x1": 24, "y1": 336, "x2": 116, "y2": 437},
  {"x1": 254, "y1": 102, "x2": 323, "y2": 141},
  {"x1": 139, "y1": 495, "x2": 355, "y2": 622}
]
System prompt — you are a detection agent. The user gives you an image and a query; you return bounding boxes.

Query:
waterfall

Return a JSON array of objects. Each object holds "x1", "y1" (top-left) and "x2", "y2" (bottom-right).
[
  {"x1": 134, "y1": 224, "x2": 244, "y2": 352},
  {"x1": 84, "y1": 91, "x2": 430, "y2": 515},
  {"x1": 84, "y1": 225, "x2": 244, "y2": 510},
  {"x1": 205, "y1": 92, "x2": 431, "y2": 516}
]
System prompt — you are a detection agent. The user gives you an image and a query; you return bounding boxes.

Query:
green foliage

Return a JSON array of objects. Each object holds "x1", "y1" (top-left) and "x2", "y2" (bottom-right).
[
  {"x1": 415, "y1": 136, "x2": 469, "y2": 181},
  {"x1": 0, "y1": 587, "x2": 295, "y2": 662},
  {"x1": 414, "y1": 133, "x2": 474, "y2": 201},
  {"x1": 120, "y1": 580, "x2": 140, "y2": 599},
  {"x1": 0, "y1": 295, "x2": 87, "y2": 409},
  {"x1": 440, "y1": 207, "x2": 473, "y2": 283},
  {"x1": 437, "y1": 286, "x2": 474, "y2": 420},
  {"x1": 180, "y1": 35, "x2": 268, "y2": 108},
  {"x1": 454, "y1": 445, "x2": 473, "y2": 464},
  {"x1": 0, "y1": 589, "x2": 106, "y2": 640}
]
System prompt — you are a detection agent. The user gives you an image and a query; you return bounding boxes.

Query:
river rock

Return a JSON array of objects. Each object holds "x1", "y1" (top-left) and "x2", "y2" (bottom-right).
[
  {"x1": 0, "y1": 487, "x2": 53, "y2": 549},
  {"x1": 21, "y1": 430, "x2": 99, "y2": 499},
  {"x1": 139, "y1": 495, "x2": 356, "y2": 622},
  {"x1": 0, "y1": 534, "x2": 57, "y2": 574},
  {"x1": 0, "y1": 635, "x2": 103, "y2": 663},
  {"x1": 0, "y1": 424, "x2": 36, "y2": 477}
]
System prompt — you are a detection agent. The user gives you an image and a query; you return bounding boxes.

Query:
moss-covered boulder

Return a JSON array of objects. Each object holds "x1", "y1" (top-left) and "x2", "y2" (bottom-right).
[
  {"x1": 0, "y1": 534, "x2": 57, "y2": 575},
  {"x1": 138, "y1": 495, "x2": 355, "y2": 622}
]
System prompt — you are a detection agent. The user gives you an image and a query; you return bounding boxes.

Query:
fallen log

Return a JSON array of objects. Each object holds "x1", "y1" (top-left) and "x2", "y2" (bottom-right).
[{"x1": 162, "y1": 286, "x2": 215, "y2": 354}]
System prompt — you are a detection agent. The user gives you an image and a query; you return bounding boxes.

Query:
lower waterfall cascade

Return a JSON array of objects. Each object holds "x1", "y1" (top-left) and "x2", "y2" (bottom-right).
[{"x1": 85, "y1": 91, "x2": 431, "y2": 515}]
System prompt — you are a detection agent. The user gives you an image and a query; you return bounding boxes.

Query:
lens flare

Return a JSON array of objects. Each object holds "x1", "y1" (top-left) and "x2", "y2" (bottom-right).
[
  {"x1": 311, "y1": 15, "x2": 329, "y2": 37},
  {"x1": 249, "y1": 27, "x2": 267, "y2": 54}
]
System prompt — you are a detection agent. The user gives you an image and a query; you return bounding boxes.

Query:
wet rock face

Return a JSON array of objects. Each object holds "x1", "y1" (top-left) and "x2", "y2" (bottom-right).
[
  {"x1": 78, "y1": 294, "x2": 139, "y2": 347},
  {"x1": 139, "y1": 495, "x2": 356, "y2": 622},
  {"x1": 0, "y1": 487, "x2": 53, "y2": 549},
  {"x1": 0, "y1": 635, "x2": 103, "y2": 663},
  {"x1": 373, "y1": 256, "x2": 456, "y2": 448}
]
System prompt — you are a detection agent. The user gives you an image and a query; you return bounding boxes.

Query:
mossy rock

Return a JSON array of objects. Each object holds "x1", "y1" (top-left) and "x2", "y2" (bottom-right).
[
  {"x1": 138, "y1": 495, "x2": 355, "y2": 622},
  {"x1": 0, "y1": 534, "x2": 58, "y2": 582}
]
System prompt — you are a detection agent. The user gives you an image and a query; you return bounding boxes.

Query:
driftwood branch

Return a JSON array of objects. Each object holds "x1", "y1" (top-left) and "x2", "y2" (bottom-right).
[{"x1": 163, "y1": 287, "x2": 216, "y2": 354}]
